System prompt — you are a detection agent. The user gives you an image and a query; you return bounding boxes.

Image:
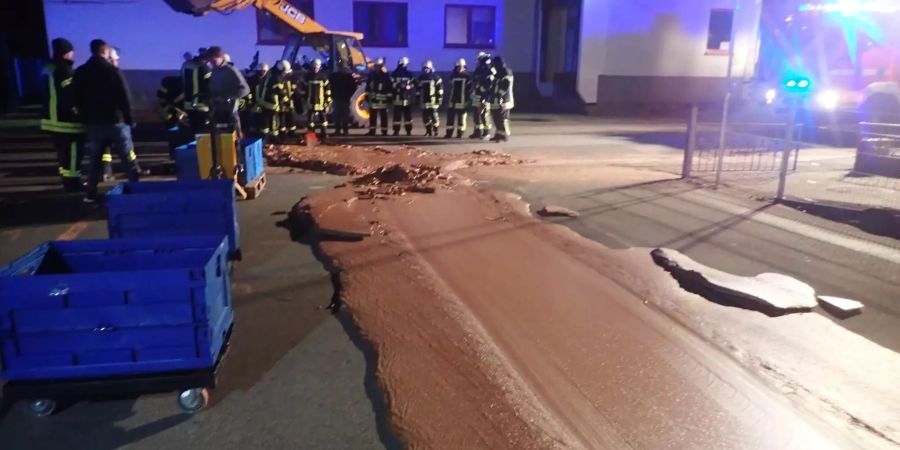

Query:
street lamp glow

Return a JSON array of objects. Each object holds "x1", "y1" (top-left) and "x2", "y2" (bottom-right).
[{"x1": 817, "y1": 90, "x2": 841, "y2": 109}]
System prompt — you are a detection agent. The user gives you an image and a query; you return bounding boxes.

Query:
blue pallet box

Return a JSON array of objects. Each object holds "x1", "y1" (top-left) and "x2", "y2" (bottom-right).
[
  {"x1": 0, "y1": 236, "x2": 233, "y2": 381},
  {"x1": 106, "y1": 180, "x2": 240, "y2": 257},
  {"x1": 174, "y1": 141, "x2": 200, "y2": 181},
  {"x1": 239, "y1": 138, "x2": 265, "y2": 186}
]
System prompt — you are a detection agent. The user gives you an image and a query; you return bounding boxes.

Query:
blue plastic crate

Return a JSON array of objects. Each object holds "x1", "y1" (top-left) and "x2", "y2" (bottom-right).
[
  {"x1": 239, "y1": 138, "x2": 265, "y2": 185},
  {"x1": 0, "y1": 236, "x2": 233, "y2": 381},
  {"x1": 174, "y1": 141, "x2": 200, "y2": 181},
  {"x1": 106, "y1": 180, "x2": 239, "y2": 256}
]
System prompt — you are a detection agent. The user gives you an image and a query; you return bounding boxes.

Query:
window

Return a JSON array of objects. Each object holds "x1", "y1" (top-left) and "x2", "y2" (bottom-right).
[
  {"x1": 353, "y1": 2, "x2": 408, "y2": 48},
  {"x1": 257, "y1": 0, "x2": 315, "y2": 45},
  {"x1": 445, "y1": 5, "x2": 496, "y2": 48},
  {"x1": 706, "y1": 9, "x2": 734, "y2": 55}
]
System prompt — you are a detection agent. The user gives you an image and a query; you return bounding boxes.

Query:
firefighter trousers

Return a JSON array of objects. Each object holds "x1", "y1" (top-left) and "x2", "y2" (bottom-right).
[
  {"x1": 490, "y1": 108, "x2": 511, "y2": 138},
  {"x1": 52, "y1": 132, "x2": 84, "y2": 191},
  {"x1": 392, "y1": 105, "x2": 412, "y2": 134},
  {"x1": 307, "y1": 109, "x2": 328, "y2": 135},
  {"x1": 472, "y1": 105, "x2": 491, "y2": 135},
  {"x1": 260, "y1": 108, "x2": 280, "y2": 139},
  {"x1": 446, "y1": 109, "x2": 468, "y2": 136},
  {"x1": 422, "y1": 108, "x2": 440, "y2": 133},
  {"x1": 369, "y1": 108, "x2": 389, "y2": 134}
]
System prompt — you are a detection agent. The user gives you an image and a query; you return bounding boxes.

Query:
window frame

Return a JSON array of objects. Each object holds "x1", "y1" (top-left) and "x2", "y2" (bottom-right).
[
  {"x1": 353, "y1": 1, "x2": 410, "y2": 48},
  {"x1": 705, "y1": 8, "x2": 734, "y2": 56},
  {"x1": 256, "y1": 0, "x2": 315, "y2": 46},
  {"x1": 444, "y1": 4, "x2": 497, "y2": 49}
]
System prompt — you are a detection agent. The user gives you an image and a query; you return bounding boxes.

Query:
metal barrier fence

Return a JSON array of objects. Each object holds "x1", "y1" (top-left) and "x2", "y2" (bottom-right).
[{"x1": 682, "y1": 107, "x2": 899, "y2": 215}]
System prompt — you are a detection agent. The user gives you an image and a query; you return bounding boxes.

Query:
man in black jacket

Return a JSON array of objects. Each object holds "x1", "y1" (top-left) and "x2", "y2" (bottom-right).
[
  {"x1": 329, "y1": 64, "x2": 358, "y2": 136},
  {"x1": 40, "y1": 38, "x2": 84, "y2": 192},
  {"x1": 74, "y1": 39, "x2": 140, "y2": 202}
]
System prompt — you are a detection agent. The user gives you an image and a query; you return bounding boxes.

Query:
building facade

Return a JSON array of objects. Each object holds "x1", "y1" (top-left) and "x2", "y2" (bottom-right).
[{"x1": 42, "y1": 0, "x2": 766, "y2": 111}]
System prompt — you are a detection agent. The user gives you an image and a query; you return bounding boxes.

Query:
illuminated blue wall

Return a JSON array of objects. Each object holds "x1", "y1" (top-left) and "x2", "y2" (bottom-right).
[{"x1": 42, "y1": 0, "x2": 514, "y2": 72}]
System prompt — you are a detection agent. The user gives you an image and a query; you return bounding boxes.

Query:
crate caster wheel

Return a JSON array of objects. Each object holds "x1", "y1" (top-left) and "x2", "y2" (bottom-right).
[
  {"x1": 177, "y1": 388, "x2": 209, "y2": 414},
  {"x1": 27, "y1": 399, "x2": 57, "y2": 417}
]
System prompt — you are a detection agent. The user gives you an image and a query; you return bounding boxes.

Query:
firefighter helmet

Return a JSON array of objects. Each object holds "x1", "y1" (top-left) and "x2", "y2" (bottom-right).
[
  {"x1": 274, "y1": 59, "x2": 292, "y2": 74},
  {"x1": 423, "y1": 60, "x2": 434, "y2": 71},
  {"x1": 399, "y1": 56, "x2": 410, "y2": 67},
  {"x1": 456, "y1": 58, "x2": 466, "y2": 68}
]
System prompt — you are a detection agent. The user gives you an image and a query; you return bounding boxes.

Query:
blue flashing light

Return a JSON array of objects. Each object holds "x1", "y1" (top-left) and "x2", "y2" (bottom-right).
[{"x1": 784, "y1": 77, "x2": 812, "y2": 93}]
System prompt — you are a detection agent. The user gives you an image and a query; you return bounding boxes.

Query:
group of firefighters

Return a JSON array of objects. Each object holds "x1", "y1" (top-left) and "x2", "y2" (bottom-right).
[
  {"x1": 160, "y1": 50, "x2": 515, "y2": 144},
  {"x1": 364, "y1": 52, "x2": 515, "y2": 141}
]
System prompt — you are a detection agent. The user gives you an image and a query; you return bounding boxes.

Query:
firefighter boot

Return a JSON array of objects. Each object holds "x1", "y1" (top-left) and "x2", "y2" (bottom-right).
[{"x1": 444, "y1": 129, "x2": 453, "y2": 139}]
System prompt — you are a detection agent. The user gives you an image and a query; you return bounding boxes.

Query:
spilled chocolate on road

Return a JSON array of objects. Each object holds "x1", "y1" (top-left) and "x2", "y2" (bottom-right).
[{"x1": 270, "y1": 144, "x2": 899, "y2": 449}]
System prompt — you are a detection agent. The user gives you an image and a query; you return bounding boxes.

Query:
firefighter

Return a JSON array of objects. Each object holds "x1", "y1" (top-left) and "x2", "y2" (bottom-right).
[
  {"x1": 417, "y1": 60, "x2": 443, "y2": 137},
  {"x1": 157, "y1": 75, "x2": 186, "y2": 129},
  {"x1": 365, "y1": 57, "x2": 392, "y2": 136},
  {"x1": 41, "y1": 38, "x2": 84, "y2": 192},
  {"x1": 256, "y1": 60, "x2": 290, "y2": 142},
  {"x1": 470, "y1": 52, "x2": 495, "y2": 140},
  {"x1": 300, "y1": 58, "x2": 333, "y2": 139},
  {"x1": 330, "y1": 64, "x2": 358, "y2": 136},
  {"x1": 181, "y1": 47, "x2": 212, "y2": 131},
  {"x1": 280, "y1": 70, "x2": 298, "y2": 137},
  {"x1": 242, "y1": 62, "x2": 268, "y2": 136},
  {"x1": 445, "y1": 58, "x2": 472, "y2": 139},
  {"x1": 488, "y1": 56, "x2": 515, "y2": 142},
  {"x1": 391, "y1": 57, "x2": 415, "y2": 136}
]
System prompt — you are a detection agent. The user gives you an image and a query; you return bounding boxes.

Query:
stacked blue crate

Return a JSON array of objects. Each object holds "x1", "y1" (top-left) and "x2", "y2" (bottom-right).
[
  {"x1": 239, "y1": 138, "x2": 265, "y2": 186},
  {"x1": 174, "y1": 141, "x2": 200, "y2": 181},
  {"x1": 106, "y1": 180, "x2": 240, "y2": 257},
  {"x1": 0, "y1": 236, "x2": 233, "y2": 381}
]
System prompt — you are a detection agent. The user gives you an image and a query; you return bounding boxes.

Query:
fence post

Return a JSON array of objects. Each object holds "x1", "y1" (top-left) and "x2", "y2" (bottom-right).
[
  {"x1": 714, "y1": 91, "x2": 732, "y2": 187},
  {"x1": 776, "y1": 97, "x2": 798, "y2": 201},
  {"x1": 683, "y1": 105, "x2": 698, "y2": 178}
]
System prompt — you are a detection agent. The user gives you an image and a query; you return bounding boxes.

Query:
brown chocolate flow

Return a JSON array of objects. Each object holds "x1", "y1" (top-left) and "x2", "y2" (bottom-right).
[{"x1": 272, "y1": 144, "x2": 896, "y2": 450}]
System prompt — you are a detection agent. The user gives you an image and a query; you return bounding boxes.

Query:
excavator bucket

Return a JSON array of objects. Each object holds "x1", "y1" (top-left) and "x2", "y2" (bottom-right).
[{"x1": 163, "y1": 0, "x2": 215, "y2": 15}]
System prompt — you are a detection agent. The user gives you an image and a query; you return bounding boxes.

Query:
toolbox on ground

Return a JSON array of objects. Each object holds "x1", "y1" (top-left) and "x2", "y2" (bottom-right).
[
  {"x1": 0, "y1": 236, "x2": 233, "y2": 381},
  {"x1": 174, "y1": 141, "x2": 200, "y2": 180},
  {"x1": 106, "y1": 180, "x2": 240, "y2": 257}
]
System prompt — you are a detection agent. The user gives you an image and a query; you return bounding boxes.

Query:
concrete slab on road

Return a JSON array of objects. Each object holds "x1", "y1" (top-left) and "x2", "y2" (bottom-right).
[{"x1": 0, "y1": 171, "x2": 392, "y2": 450}]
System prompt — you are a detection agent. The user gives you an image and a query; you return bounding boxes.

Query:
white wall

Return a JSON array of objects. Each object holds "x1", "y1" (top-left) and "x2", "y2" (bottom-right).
[
  {"x1": 577, "y1": 0, "x2": 762, "y2": 103},
  {"x1": 43, "y1": 0, "x2": 505, "y2": 72}
]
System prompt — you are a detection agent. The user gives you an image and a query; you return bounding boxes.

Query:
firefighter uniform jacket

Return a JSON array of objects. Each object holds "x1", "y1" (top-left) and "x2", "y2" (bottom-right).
[
  {"x1": 243, "y1": 70, "x2": 263, "y2": 112},
  {"x1": 256, "y1": 71, "x2": 283, "y2": 112},
  {"x1": 417, "y1": 72, "x2": 443, "y2": 109},
  {"x1": 472, "y1": 65, "x2": 496, "y2": 105},
  {"x1": 301, "y1": 71, "x2": 333, "y2": 112},
  {"x1": 181, "y1": 57, "x2": 211, "y2": 112},
  {"x1": 366, "y1": 69, "x2": 393, "y2": 109},
  {"x1": 156, "y1": 75, "x2": 184, "y2": 127},
  {"x1": 41, "y1": 60, "x2": 84, "y2": 134},
  {"x1": 490, "y1": 68, "x2": 515, "y2": 111},
  {"x1": 282, "y1": 78, "x2": 297, "y2": 113},
  {"x1": 391, "y1": 66, "x2": 415, "y2": 106},
  {"x1": 447, "y1": 69, "x2": 472, "y2": 110}
]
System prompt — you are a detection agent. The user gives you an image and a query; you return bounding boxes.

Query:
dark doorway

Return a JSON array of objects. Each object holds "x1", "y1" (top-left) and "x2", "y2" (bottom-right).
[{"x1": 537, "y1": 0, "x2": 581, "y2": 96}]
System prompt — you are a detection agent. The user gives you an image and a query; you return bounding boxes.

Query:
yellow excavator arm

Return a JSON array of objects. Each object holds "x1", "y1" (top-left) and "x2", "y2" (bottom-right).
[{"x1": 165, "y1": 0, "x2": 363, "y2": 40}]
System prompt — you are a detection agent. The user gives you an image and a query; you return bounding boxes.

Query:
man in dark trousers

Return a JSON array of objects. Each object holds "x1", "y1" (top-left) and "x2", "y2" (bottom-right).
[
  {"x1": 256, "y1": 60, "x2": 291, "y2": 142},
  {"x1": 445, "y1": 58, "x2": 472, "y2": 139},
  {"x1": 40, "y1": 38, "x2": 84, "y2": 192},
  {"x1": 299, "y1": 58, "x2": 332, "y2": 140},
  {"x1": 391, "y1": 56, "x2": 415, "y2": 136},
  {"x1": 208, "y1": 46, "x2": 250, "y2": 135},
  {"x1": 416, "y1": 60, "x2": 443, "y2": 137},
  {"x1": 488, "y1": 56, "x2": 515, "y2": 142},
  {"x1": 365, "y1": 57, "x2": 392, "y2": 136},
  {"x1": 74, "y1": 39, "x2": 140, "y2": 203},
  {"x1": 470, "y1": 52, "x2": 496, "y2": 140},
  {"x1": 329, "y1": 63, "x2": 358, "y2": 136}
]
